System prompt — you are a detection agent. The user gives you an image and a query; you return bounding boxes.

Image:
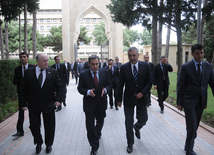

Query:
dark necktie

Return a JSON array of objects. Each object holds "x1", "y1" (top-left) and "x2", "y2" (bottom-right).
[
  {"x1": 162, "y1": 64, "x2": 165, "y2": 81},
  {"x1": 94, "y1": 72, "x2": 98, "y2": 88},
  {"x1": 23, "y1": 66, "x2": 26, "y2": 77},
  {"x1": 197, "y1": 64, "x2": 201, "y2": 81},
  {"x1": 38, "y1": 69, "x2": 44, "y2": 87},
  {"x1": 117, "y1": 63, "x2": 119, "y2": 67},
  {"x1": 133, "y1": 65, "x2": 138, "y2": 81}
]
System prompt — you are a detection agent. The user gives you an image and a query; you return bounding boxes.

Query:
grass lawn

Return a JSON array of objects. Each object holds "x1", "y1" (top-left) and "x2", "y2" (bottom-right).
[{"x1": 151, "y1": 72, "x2": 214, "y2": 127}]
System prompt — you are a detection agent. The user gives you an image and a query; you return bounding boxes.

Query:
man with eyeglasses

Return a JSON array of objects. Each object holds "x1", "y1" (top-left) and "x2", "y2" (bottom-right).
[{"x1": 12, "y1": 52, "x2": 34, "y2": 137}]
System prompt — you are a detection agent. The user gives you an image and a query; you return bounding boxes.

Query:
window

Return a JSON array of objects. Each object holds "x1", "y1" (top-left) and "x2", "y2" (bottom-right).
[
  {"x1": 40, "y1": 19, "x2": 44, "y2": 22},
  {"x1": 27, "y1": 19, "x2": 31, "y2": 23},
  {"x1": 81, "y1": 18, "x2": 84, "y2": 22},
  {"x1": 99, "y1": 18, "x2": 103, "y2": 22},
  {"x1": 47, "y1": 26, "x2": 51, "y2": 30},
  {"x1": 86, "y1": 25, "x2": 90, "y2": 30},
  {"x1": 60, "y1": 18, "x2": 62, "y2": 22},
  {"x1": 40, "y1": 26, "x2": 45, "y2": 31},
  {"x1": 47, "y1": 18, "x2": 51, "y2": 22},
  {"x1": 41, "y1": 34, "x2": 45, "y2": 37},
  {"x1": 93, "y1": 18, "x2": 96, "y2": 22},
  {"x1": 21, "y1": 20, "x2": 24, "y2": 23},
  {"x1": 53, "y1": 18, "x2": 58, "y2": 22},
  {"x1": 86, "y1": 18, "x2": 90, "y2": 22}
]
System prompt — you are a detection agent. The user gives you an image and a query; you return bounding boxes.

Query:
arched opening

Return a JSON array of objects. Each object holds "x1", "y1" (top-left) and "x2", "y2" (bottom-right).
[{"x1": 74, "y1": 6, "x2": 111, "y2": 60}]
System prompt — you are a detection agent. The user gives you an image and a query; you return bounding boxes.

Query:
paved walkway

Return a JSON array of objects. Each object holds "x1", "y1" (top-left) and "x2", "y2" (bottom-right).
[{"x1": 0, "y1": 79, "x2": 214, "y2": 155}]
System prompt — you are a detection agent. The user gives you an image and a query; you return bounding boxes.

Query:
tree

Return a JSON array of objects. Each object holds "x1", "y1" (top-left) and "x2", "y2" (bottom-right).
[
  {"x1": 92, "y1": 22, "x2": 107, "y2": 46},
  {"x1": 182, "y1": 24, "x2": 197, "y2": 44},
  {"x1": 123, "y1": 28, "x2": 139, "y2": 51},
  {"x1": 43, "y1": 26, "x2": 63, "y2": 53},
  {"x1": 78, "y1": 27, "x2": 92, "y2": 46},
  {"x1": 139, "y1": 29, "x2": 152, "y2": 46}
]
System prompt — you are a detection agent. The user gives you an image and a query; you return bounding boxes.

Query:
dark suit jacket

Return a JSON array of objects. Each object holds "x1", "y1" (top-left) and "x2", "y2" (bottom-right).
[
  {"x1": 13, "y1": 64, "x2": 34, "y2": 105},
  {"x1": 177, "y1": 60, "x2": 214, "y2": 109},
  {"x1": 51, "y1": 63, "x2": 69, "y2": 85},
  {"x1": 104, "y1": 65, "x2": 119, "y2": 87},
  {"x1": 113, "y1": 62, "x2": 122, "y2": 70},
  {"x1": 84, "y1": 61, "x2": 90, "y2": 70},
  {"x1": 153, "y1": 63, "x2": 173, "y2": 86},
  {"x1": 20, "y1": 67, "x2": 63, "y2": 113},
  {"x1": 118, "y1": 61, "x2": 152, "y2": 107},
  {"x1": 77, "y1": 68, "x2": 111, "y2": 113},
  {"x1": 102, "y1": 62, "x2": 108, "y2": 68}
]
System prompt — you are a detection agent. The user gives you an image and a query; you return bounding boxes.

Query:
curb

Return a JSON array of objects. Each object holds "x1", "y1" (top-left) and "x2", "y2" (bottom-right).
[{"x1": 151, "y1": 94, "x2": 214, "y2": 135}]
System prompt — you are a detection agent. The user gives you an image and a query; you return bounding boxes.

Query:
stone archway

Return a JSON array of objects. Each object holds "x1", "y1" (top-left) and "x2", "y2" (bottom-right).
[{"x1": 62, "y1": 0, "x2": 123, "y2": 62}]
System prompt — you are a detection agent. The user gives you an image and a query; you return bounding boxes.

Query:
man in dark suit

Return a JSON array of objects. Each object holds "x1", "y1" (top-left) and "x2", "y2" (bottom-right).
[
  {"x1": 113, "y1": 56, "x2": 122, "y2": 71},
  {"x1": 20, "y1": 54, "x2": 62, "y2": 154},
  {"x1": 118, "y1": 47, "x2": 152, "y2": 153},
  {"x1": 84, "y1": 59, "x2": 90, "y2": 70},
  {"x1": 143, "y1": 54, "x2": 154, "y2": 107},
  {"x1": 51, "y1": 56, "x2": 68, "y2": 111},
  {"x1": 104, "y1": 59, "x2": 119, "y2": 110},
  {"x1": 177, "y1": 44, "x2": 214, "y2": 155},
  {"x1": 102, "y1": 58, "x2": 108, "y2": 68},
  {"x1": 78, "y1": 55, "x2": 111, "y2": 155},
  {"x1": 63, "y1": 59, "x2": 71, "y2": 83},
  {"x1": 73, "y1": 59, "x2": 79, "y2": 84},
  {"x1": 12, "y1": 52, "x2": 34, "y2": 137},
  {"x1": 153, "y1": 56, "x2": 173, "y2": 114}
]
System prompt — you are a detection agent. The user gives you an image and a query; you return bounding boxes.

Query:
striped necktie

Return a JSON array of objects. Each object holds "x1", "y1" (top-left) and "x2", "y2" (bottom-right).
[{"x1": 133, "y1": 65, "x2": 138, "y2": 81}]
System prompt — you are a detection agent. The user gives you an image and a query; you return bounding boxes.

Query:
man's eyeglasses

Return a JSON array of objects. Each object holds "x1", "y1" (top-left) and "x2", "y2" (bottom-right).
[{"x1": 20, "y1": 56, "x2": 27, "y2": 58}]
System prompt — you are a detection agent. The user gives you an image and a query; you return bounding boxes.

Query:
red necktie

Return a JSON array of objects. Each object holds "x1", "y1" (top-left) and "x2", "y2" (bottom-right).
[{"x1": 94, "y1": 72, "x2": 98, "y2": 88}]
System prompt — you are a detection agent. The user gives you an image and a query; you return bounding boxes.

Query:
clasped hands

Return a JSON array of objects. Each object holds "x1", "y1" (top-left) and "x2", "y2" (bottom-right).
[
  {"x1": 117, "y1": 92, "x2": 143, "y2": 108},
  {"x1": 89, "y1": 88, "x2": 105, "y2": 97}
]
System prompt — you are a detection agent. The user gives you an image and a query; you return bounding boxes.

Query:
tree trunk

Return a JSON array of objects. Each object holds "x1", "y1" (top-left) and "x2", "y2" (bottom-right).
[
  {"x1": 176, "y1": 0, "x2": 183, "y2": 77},
  {"x1": 24, "y1": 3, "x2": 28, "y2": 53},
  {"x1": 201, "y1": 0, "x2": 208, "y2": 45},
  {"x1": 5, "y1": 22, "x2": 9, "y2": 60},
  {"x1": 32, "y1": 11, "x2": 37, "y2": 59},
  {"x1": 0, "y1": 20, "x2": 4, "y2": 60},
  {"x1": 211, "y1": 51, "x2": 214, "y2": 69},
  {"x1": 165, "y1": 25, "x2": 171, "y2": 58},
  {"x1": 157, "y1": 21, "x2": 162, "y2": 61},
  {"x1": 19, "y1": 13, "x2": 22, "y2": 53},
  {"x1": 152, "y1": 0, "x2": 158, "y2": 65}
]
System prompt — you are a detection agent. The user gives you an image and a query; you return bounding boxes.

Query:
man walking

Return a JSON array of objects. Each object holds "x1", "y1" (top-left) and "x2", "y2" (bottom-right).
[
  {"x1": 20, "y1": 54, "x2": 62, "y2": 154},
  {"x1": 51, "y1": 56, "x2": 68, "y2": 111},
  {"x1": 118, "y1": 47, "x2": 152, "y2": 153},
  {"x1": 12, "y1": 52, "x2": 34, "y2": 137},
  {"x1": 153, "y1": 56, "x2": 173, "y2": 114},
  {"x1": 78, "y1": 55, "x2": 111, "y2": 155},
  {"x1": 113, "y1": 56, "x2": 122, "y2": 71},
  {"x1": 177, "y1": 44, "x2": 214, "y2": 155}
]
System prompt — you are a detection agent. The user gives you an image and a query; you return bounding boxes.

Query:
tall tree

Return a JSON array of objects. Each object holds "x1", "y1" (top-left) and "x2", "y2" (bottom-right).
[
  {"x1": 123, "y1": 28, "x2": 139, "y2": 51},
  {"x1": 4, "y1": 22, "x2": 9, "y2": 59},
  {"x1": 78, "y1": 27, "x2": 92, "y2": 46},
  {"x1": 0, "y1": 20, "x2": 4, "y2": 59},
  {"x1": 92, "y1": 22, "x2": 107, "y2": 46},
  {"x1": 139, "y1": 29, "x2": 152, "y2": 46}
]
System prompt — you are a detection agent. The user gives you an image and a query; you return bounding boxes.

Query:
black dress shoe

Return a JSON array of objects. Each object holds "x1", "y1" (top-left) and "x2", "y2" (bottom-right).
[
  {"x1": 186, "y1": 150, "x2": 197, "y2": 155},
  {"x1": 115, "y1": 106, "x2": 119, "y2": 110},
  {"x1": 160, "y1": 110, "x2": 164, "y2": 114},
  {"x1": 147, "y1": 103, "x2": 151, "y2": 107},
  {"x1": 126, "y1": 146, "x2": 133, "y2": 153},
  {"x1": 36, "y1": 143, "x2": 42, "y2": 154},
  {"x1": 90, "y1": 150, "x2": 97, "y2": 155},
  {"x1": 133, "y1": 126, "x2": 141, "y2": 139},
  {"x1": 98, "y1": 133, "x2": 102, "y2": 139},
  {"x1": 55, "y1": 108, "x2": 61, "y2": 112},
  {"x1": 110, "y1": 106, "x2": 113, "y2": 109},
  {"x1": 46, "y1": 146, "x2": 52, "y2": 153},
  {"x1": 12, "y1": 132, "x2": 24, "y2": 137},
  {"x1": 63, "y1": 102, "x2": 66, "y2": 107}
]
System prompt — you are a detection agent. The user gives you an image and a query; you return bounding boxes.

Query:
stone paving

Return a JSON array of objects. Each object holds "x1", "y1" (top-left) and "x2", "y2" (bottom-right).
[{"x1": 0, "y1": 78, "x2": 214, "y2": 155}]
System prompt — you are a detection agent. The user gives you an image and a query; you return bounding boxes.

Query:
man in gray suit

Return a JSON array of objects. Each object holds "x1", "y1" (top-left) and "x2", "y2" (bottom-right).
[
  {"x1": 113, "y1": 56, "x2": 122, "y2": 71},
  {"x1": 177, "y1": 44, "x2": 214, "y2": 155}
]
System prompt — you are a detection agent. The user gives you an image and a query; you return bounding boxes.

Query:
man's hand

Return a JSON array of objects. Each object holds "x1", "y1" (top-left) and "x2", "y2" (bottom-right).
[
  {"x1": 101, "y1": 88, "x2": 105, "y2": 97},
  {"x1": 89, "y1": 89, "x2": 96, "y2": 97},
  {"x1": 54, "y1": 102, "x2": 61, "y2": 107},
  {"x1": 22, "y1": 107, "x2": 28, "y2": 111},
  {"x1": 154, "y1": 85, "x2": 157, "y2": 89},
  {"x1": 177, "y1": 105, "x2": 182, "y2": 111},
  {"x1": 117, "y1": 102, "x2": 122, "y2": 107},
  {"x1": 165, "y1": 58, "x2": 169, "y2": 64},
  {"x1": 135, "y1": 93, "x2": 143, "y2": 99}
]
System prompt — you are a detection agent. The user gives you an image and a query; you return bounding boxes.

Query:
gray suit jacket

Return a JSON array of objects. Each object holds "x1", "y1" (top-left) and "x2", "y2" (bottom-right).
[{"x1": 177, "y1": 60, "x2": 214, "y2": 109}]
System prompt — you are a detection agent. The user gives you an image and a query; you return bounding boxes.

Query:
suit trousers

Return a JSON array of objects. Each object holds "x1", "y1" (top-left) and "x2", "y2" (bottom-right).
[
  {"x1": 124, "y1": 102, "x2": 148, "y2": 146},
  {"x1": 58, "y1": 84, "x2": 67, "y2": 109},
  {"x1": 157, "y1": 81, "x2": 169, "y2": 110},
  {"x1": 184, "y1": 97, "x2": 203, "y2": 151},
  {"x1": 85, "y1": 110, "x2": 105, "y2": 151},
  {"x1": 16, "y1": 107, "x2": 25, "y2": 133},
  {"x1": 29, "y1": 108, "x2": 55, "y2": 147},
  {"x1": 108, "y1": 84, "x2": 118, "y2": 107}
]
